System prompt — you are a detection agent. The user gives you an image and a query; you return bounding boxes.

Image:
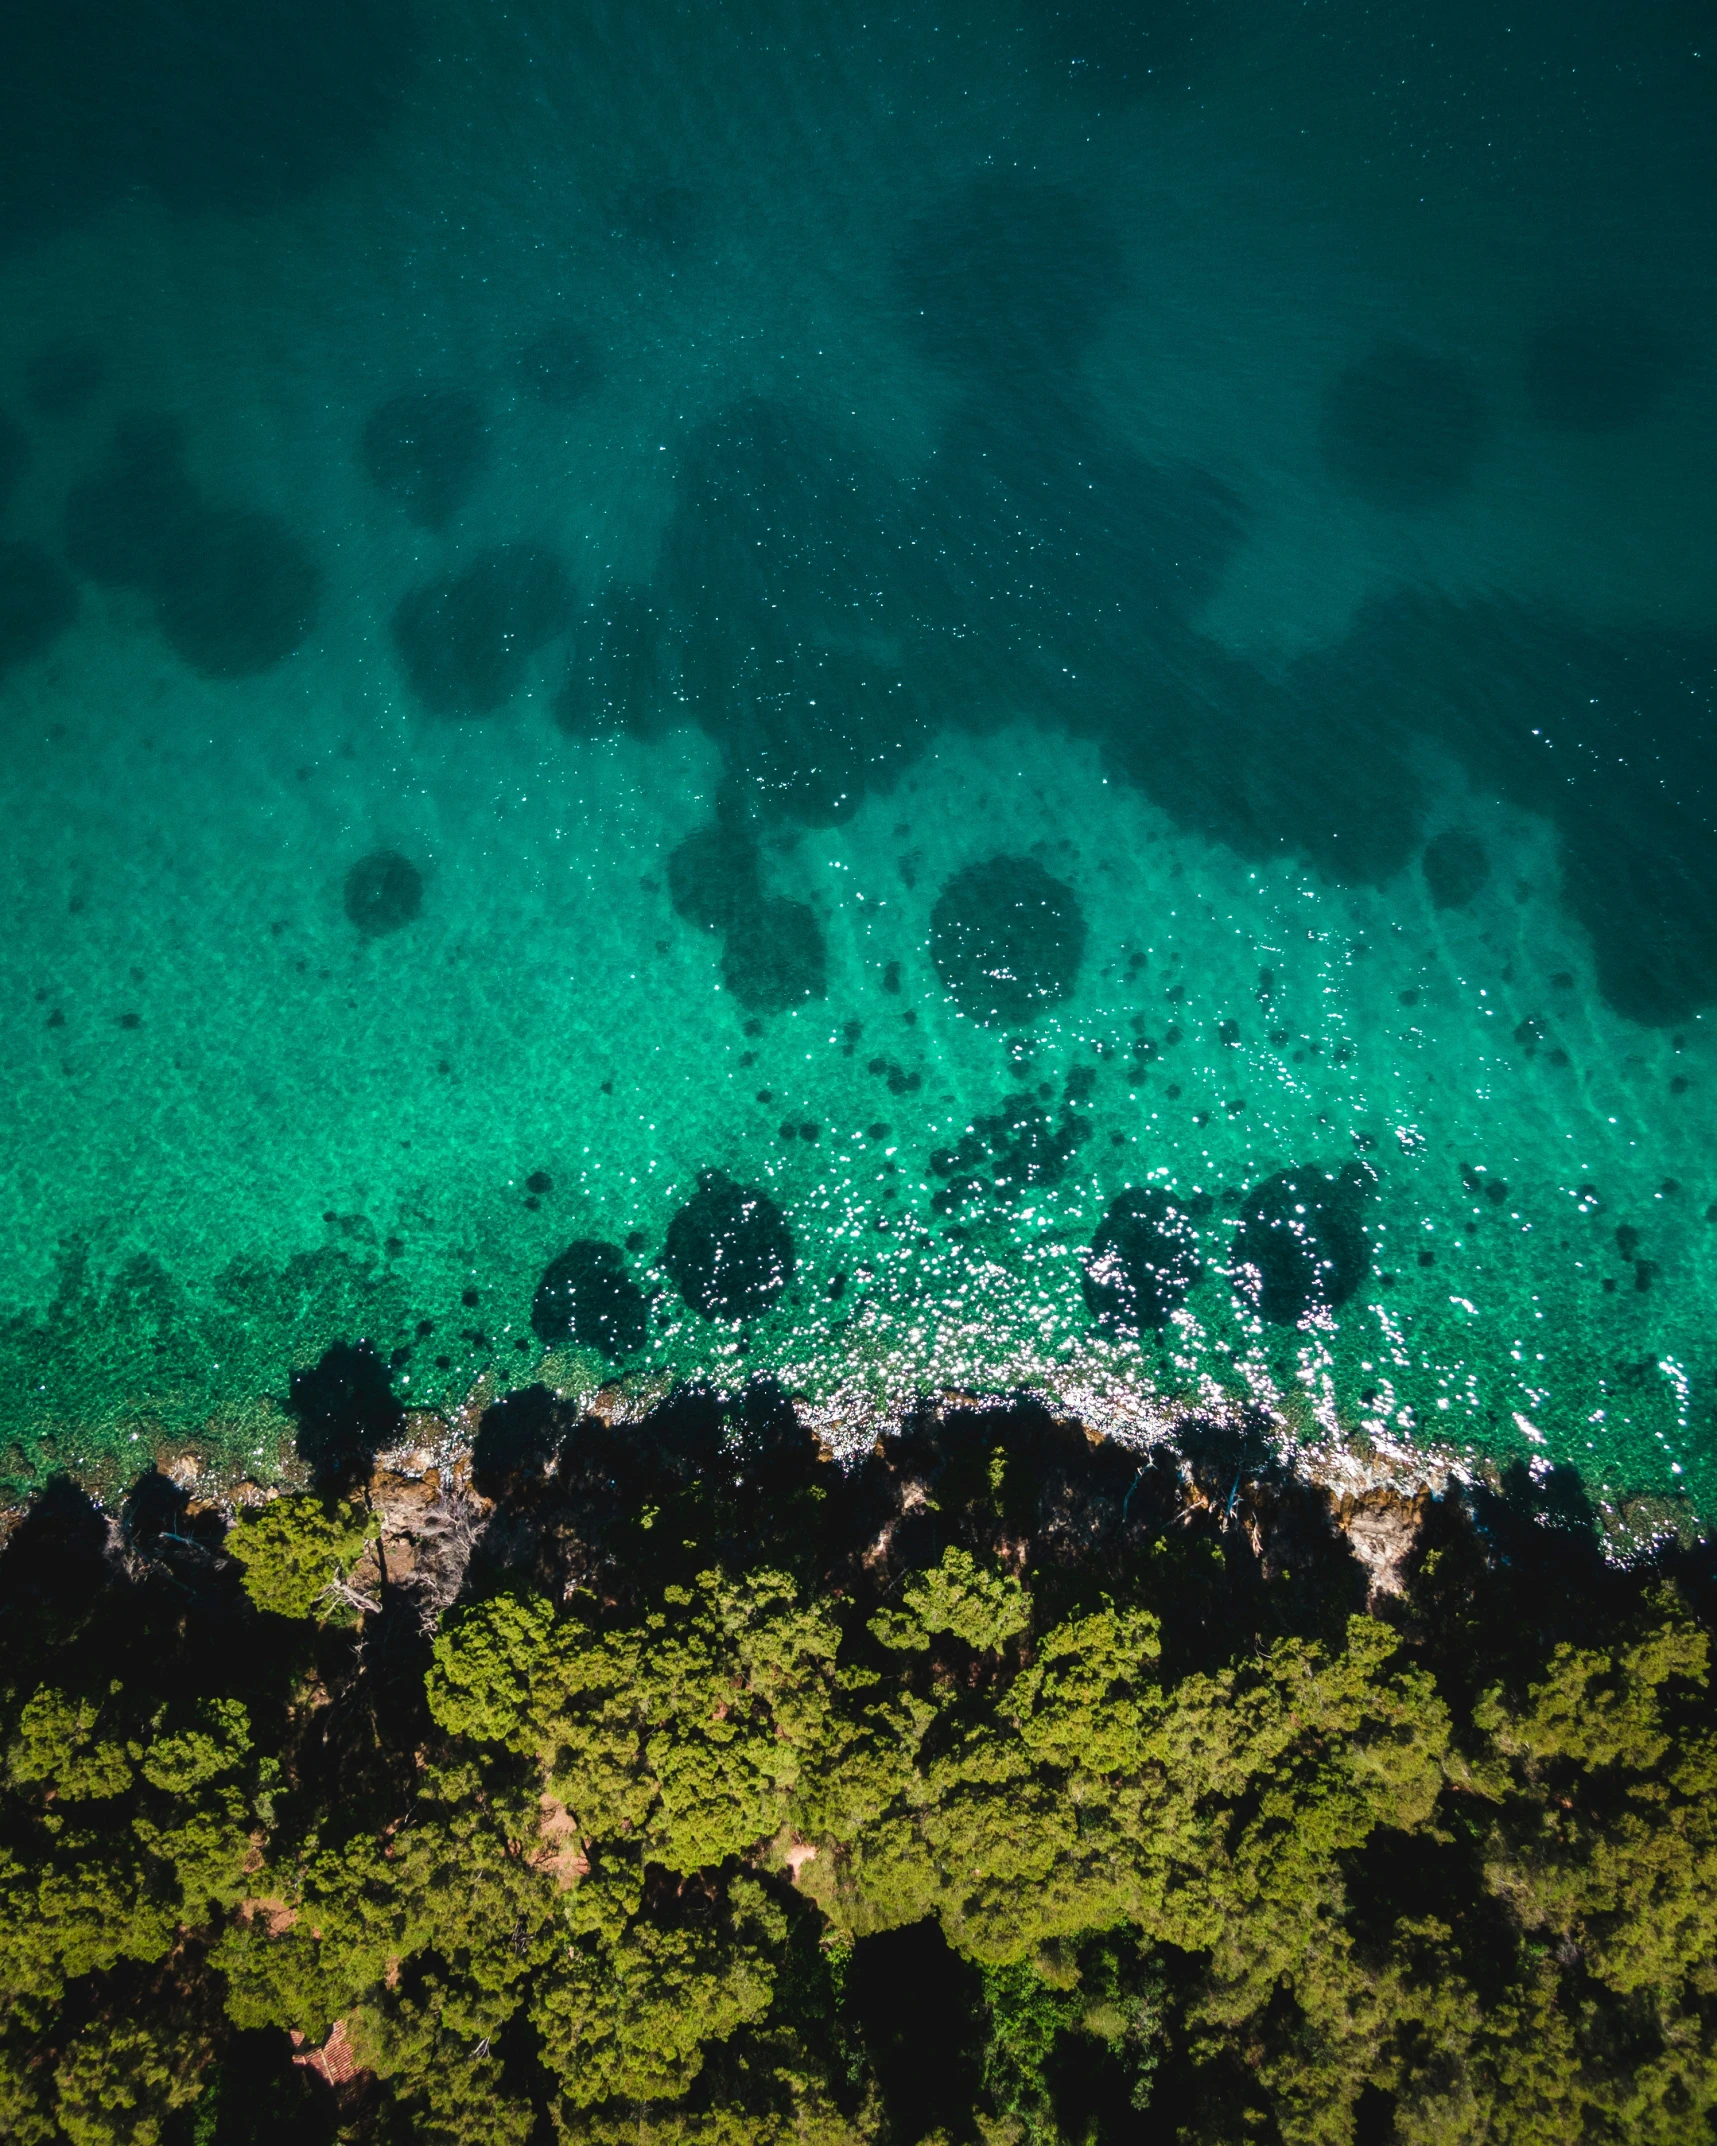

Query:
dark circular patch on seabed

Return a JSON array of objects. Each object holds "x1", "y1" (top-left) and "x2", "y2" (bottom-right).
[
  {"x1": 530, "y1": 1240, "x2": 648, "y2": 1359},
  {"x1": 931, "y1": 856, "x2": 1087, "y2": 1026},
  {"x1": 1230, "y1": 1164, "x2": 1373, "y2": 1325},
  {"x1": 1082, "y1": 1187, "x2": 1203, "y2": 1332},
  {"x1": 664, "y1": 1169, "x2": 795, "y2": 1321},
  {"x1": 666, "y1": 818, "x2": 828, "y2": 1015},
  {"x1": 1422, "y1": 828, "x2": 1491, "y2": 911},
  {"x1": 392, "y1": 543, "x2": 572, "y2": 715},
  {"x1": 1524, "y1": 307, "x2": 1676, "y2": 434},
  {"x1": 343, "y1": 849, "x2": 422, "y2": 937},
  {"x1": 0, "y1": 541, "x2": 78, "y2": 681},
  {"x1": 63, "y1": 413, "x2": 319, "y2": 675},
  {"x1": 153, "y1": 505, "x2": 321, "y2": 676},
  {"x1": 1320, "y1": 340, "x2": 1488, "y2": 509},
  {"x1": 360, "y1": 386, "x2": 489, "y2": 530}
]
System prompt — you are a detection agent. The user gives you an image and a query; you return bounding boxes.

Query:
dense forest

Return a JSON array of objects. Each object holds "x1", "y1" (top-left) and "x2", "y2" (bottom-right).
[{"x1": 2, "y1": 1349, "x2": 1715, "y2": 2145}]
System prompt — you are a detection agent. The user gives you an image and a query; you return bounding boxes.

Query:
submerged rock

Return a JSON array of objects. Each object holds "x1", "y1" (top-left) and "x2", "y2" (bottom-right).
[
  {"x1": 931, "y1": 855, "x2": 1086, "y2": 1026},
  {"x1": 343, "y1": 849, "x2": 422, "y2": 938},
  {"x1": 664, "y1": 1169, "x2": 795, "y2": 1321},
  {"x1": 392, "y1": 543, "x2": 572, "y2": 715},
  {"x1": 1231, "y1": 1163, "x2": 1373, "y2": 1324},
  {"x1": 929, "y1": 1091, "x2": 1091, "y2": 1214},
  {"x1": 64, "y1": 412, "x2": 319, "y2": 675},
  {"x1": 530, "y1": 1240, "x2": 648, "y2": 1359},
  {"x1": 1082, "y1": 1187, "x2": 1204, "y2": 1332}
]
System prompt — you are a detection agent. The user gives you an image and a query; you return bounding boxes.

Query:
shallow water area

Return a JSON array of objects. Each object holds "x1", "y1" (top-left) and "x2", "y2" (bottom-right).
[{"x1": 0, "y1": 0, "x2": 1714, "y2": 1530}]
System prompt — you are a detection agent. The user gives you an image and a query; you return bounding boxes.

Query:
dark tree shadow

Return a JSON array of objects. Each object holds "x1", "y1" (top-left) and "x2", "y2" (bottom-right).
[
  {"x1": 0, "y1": 1472, "x2": 111, "y2": 1625},
  {"x1": 471, "y1": 1384, "x2": 565, "y2": 1503},
  {"x1": 845, "y1": 1920, "x2": 985, "y2": 2145},
  {"x1": 286, "y1": 1340, "x2": 403, "y2": 1493},
  {"x1": 202, "y1": 2029, "x2": 343, "y2": 2146}
]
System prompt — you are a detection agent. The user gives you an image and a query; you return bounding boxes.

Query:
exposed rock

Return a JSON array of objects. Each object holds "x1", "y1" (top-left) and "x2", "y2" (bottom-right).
[{"x1": 1334, "y1": 1486, "x2": 1429, "y2": 1603}]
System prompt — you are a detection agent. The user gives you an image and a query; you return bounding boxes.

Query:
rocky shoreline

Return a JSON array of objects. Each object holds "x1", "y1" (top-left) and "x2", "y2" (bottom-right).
[{"x1": 50, "y1": 1363, "x2": 1689, "y2": 1639}]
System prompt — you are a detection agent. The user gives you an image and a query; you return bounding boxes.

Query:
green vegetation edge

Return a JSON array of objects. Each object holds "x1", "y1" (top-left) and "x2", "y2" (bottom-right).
[{"x1": 1, "y1": 1381, "x2": 1714, "y2": 2145}]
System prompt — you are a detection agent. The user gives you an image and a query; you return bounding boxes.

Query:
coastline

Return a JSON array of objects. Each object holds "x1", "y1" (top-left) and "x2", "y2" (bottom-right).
[{"x1": 9, "y1": 1358, "x2": 1699, "y2": 1588}]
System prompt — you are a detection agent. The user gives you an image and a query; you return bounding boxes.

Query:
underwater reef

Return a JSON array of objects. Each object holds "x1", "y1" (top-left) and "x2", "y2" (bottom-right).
[
  {"x1": 0, "y1": 1375, "x2": 1714, "y2": 2144},
  {"x1": 65, "y1": 414, "x2": 321, "y2": 677}
]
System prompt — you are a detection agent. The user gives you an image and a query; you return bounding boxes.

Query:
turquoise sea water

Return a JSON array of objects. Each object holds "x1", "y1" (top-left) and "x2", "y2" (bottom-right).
[{"x1": 1, "y1": 2, "x2": 1715, "y2": 1529}]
